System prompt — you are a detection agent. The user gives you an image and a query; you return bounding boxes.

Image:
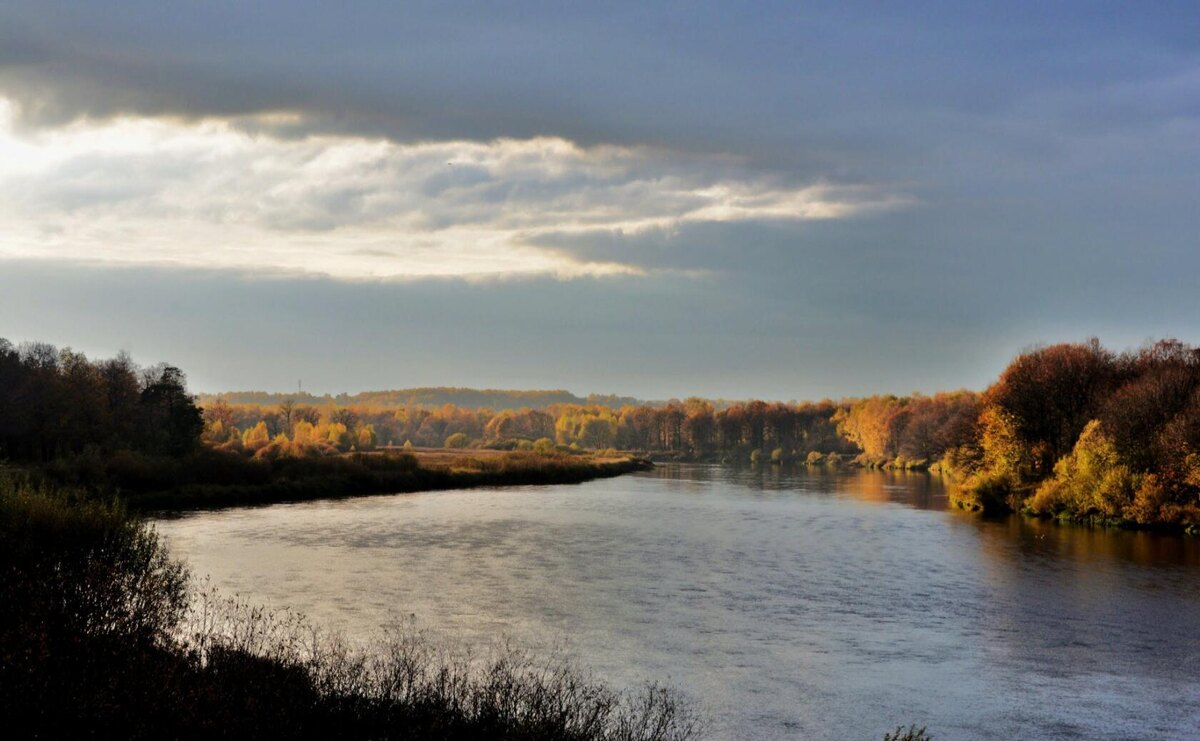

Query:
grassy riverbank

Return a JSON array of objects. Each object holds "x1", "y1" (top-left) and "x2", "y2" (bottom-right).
[{"x1": 35, "y1": 447, "x2": 652, "y2": 512}]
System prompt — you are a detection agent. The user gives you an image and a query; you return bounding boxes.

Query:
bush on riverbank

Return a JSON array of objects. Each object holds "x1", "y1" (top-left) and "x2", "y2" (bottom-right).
[
  {"x1": 948, "y1": 340, "x2": 1200, "y2": 532},
  {"x1": 0, "y1": 475, "x2": 698, "y2": 739}
]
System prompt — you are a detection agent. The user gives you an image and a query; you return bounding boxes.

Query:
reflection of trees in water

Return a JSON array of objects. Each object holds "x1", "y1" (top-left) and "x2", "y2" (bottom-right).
[
  {"x1": 968, "y1": 511, "x2": 1200, "y2": 688},
  {"x1": 973, "y1": 511, "x2": 1200, "y2": 571},
  {"x1": 831, "y1": 469, "x2": 949, "y2": 509},
  {"x1": 643, "y1": 463, "x2": 953, "y2": 510},
  {"x1": 644, "y1": 464, "x2": 1199, "y2": 571},
  {"x1": 645, "y1": 463, "x2": 1200, "y2": 686}
]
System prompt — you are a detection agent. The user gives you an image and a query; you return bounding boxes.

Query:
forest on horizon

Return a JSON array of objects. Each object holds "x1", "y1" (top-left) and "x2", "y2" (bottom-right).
[{"x1": 3, "y1": 335, "x2": 1199, "y2": 530}]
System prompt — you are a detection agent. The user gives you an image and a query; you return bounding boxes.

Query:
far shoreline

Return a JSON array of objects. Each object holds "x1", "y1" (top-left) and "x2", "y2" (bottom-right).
[{"x1": 123, "y1": 448, "x2": 653, "y2": 514}]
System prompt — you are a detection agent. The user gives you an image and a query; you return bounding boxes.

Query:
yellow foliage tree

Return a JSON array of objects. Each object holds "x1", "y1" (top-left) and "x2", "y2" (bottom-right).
[
  {"x1": 836, "y1": 396, "x2": 901, "y2": 459},
  {"x1": 357, "y1": 424, "x2": 377, "y2": 451},
  {"x1": 1029, "y1": 420, "x2": 1138, "y2": 519},
  {"x1": 293, "y1": 421, "x2": 316, "y2": 445},
  {"x1": 202, "y1": 419, "x2": 226, "y2": 444},
  {"x1": 241, "y1": 421, "x2": 270, "y2": 452}
]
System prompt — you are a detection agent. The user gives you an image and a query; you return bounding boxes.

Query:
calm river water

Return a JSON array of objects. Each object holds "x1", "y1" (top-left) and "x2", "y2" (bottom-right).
[{"x1": 156, "y1": 464, "x2": 1200, "y2": 739}]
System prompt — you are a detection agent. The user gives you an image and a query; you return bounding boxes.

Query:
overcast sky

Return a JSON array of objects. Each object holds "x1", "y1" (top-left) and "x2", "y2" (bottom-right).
[{"x1": 1, "y1": 1, "x2": 1197, "y2": 400}]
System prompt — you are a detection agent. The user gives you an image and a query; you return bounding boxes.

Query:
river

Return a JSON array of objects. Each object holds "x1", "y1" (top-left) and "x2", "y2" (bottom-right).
[{"x1": 155, "y1": 464, "x2": 1200, "y2": 739}]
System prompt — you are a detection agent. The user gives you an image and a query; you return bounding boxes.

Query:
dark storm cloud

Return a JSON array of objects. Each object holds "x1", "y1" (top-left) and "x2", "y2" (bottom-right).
[{"x1": 2, "y1": 2, "x2": 1194, "y2": 166}]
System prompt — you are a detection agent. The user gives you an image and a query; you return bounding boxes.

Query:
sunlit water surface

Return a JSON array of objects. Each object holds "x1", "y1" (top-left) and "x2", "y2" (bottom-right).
[{"x1": 156, "y1": 465, "x2": 1200, "y2": 739}]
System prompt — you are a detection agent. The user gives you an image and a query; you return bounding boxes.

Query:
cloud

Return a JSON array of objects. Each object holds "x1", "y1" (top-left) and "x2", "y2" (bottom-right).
[
  {"x1": 0, "y1": 99, "x2": 908, "y2": 279},
  {"x1": 0, "y1": 2, "x2": 1197, "y2": 399}
]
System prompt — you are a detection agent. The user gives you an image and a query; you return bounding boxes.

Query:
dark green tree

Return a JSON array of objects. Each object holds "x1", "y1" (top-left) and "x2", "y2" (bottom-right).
[{"x1": 138, "y1": 365, "x2": 204, "y2": 456}]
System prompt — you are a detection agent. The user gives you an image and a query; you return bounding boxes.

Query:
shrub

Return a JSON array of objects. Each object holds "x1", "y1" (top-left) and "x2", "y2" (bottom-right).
[
  {"x1": 0, "y1": 477, "x2": 189, "y2": 645},
  {"x1": 938, "y1": 444, "x2": 981, "y2": 479},
  {"x1": 884, "y1": 725, "x2": 932, "y2": 741},
  {"x1": 1125, "y1": 474, "x2": 1170, "y2": 526},
  {"x1": 953, "y1": 469, "x2": 1020, "y2": 514},
  {"x1": 0, "y1": 477, "x2": 190, "y2": 734},
  {"x1": 1028, "y1": 420, "x2": 1138, "y2": 520},
  {"x1": 185, "y1": 596, "x2": 701, "y2": 740}
]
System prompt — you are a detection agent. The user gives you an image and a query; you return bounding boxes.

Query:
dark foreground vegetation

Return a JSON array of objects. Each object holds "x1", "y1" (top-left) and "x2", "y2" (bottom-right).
[{"x1": 0, "y1": 475, "x2": 698, "y2": 739}]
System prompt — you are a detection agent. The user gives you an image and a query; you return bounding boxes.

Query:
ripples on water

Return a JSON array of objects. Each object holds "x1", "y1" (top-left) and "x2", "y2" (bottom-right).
[{"x1": 156, "y1": 464, "x2": 1200, "y2": 740}]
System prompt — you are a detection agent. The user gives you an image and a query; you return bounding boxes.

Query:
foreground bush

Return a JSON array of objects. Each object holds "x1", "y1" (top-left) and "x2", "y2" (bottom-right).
[
  {"x1": 0, "y1": 476, "x2": 191, "y2": 736},
  {"x1": 187, "y1": 590, "x2": 697, "y2": 740},
  {"x1": 0, "y1": 477, "x2": 698, "y2": 739}
]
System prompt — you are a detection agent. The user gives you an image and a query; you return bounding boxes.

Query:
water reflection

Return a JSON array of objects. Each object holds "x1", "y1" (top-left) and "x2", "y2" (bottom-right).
[
  {"x1": 650, "y1": 463, "x2": 1200, "y2": 570},
  {"x1": 156, "y1": 464, "x2": 1200, "y2": 740},
  {"x1": 644, "y1": 462, "x2": 952, "y2": 508}
]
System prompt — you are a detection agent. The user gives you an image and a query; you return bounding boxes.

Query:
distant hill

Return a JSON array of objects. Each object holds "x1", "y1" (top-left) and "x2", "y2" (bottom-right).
[{"x1": 197, "y1": 387, "x2": 644, "y2": 411}]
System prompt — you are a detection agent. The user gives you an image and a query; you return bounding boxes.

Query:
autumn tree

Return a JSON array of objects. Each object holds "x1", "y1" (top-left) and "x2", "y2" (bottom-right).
[
  {"x1": 982, "y1": 340, "x2": 1122, "y2": 478},
  {"x1": 137, "y1": 365, "x2": 204, "y2": 456},
  {"x1": 578, "y1": 415, "x2": 617, "y2": 448},
  {"x1": 1099, "y1": 340, "x2": 1200, "y2": 472},
  {"x1": 242, "y1": 421, "x2": 271, "y2": 452},
  {"x1": 682, "y1": 401, "x2": 715, "y2": 453},
  {"x1": 357, "y1": 424, "x2": 378, "y2": 450}
]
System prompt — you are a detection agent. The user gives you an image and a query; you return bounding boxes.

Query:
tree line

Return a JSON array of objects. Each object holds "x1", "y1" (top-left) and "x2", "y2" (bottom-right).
[
  {"x1": 200, "y1": 397, "x2": 868, "y2": 460},
  {"x1": 194, "y1": 338, "x2": 1200, "y2": 529},
  {"x1": 0, "y1": 339, "x2": 202, "y2": 462},
  {"x1": 3, "y1": 335, "x2": 1198, "y2": 529}
]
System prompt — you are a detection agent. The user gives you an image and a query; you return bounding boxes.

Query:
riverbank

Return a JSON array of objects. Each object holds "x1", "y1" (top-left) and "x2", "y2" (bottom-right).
[
  {"x1": 640, "y1": 449, "x2": 934, "y2": 471},
  {"x1": 126, "y1": 449, "x2": 653, "y2": 512},
  {"x1": 947, "y1": 477, "x2": 1200, "y2": 536}
]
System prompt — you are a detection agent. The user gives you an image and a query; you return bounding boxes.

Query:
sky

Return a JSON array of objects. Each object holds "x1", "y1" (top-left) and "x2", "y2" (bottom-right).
[{"x1": 0, "y1": 1, "x2": 1197, "y2": 400}]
